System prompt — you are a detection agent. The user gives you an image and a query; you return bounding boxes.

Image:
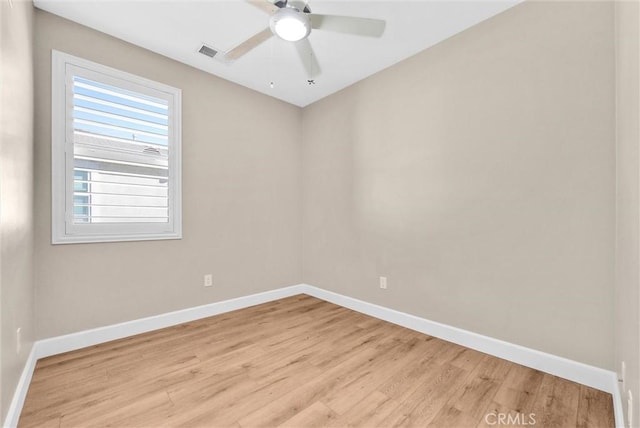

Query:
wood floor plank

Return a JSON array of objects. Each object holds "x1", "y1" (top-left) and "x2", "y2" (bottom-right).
[
  {"x1": 428, "y1": 355, "x2": 513, "y2": 427},
  {"x1": 450, "y1": 347, "x2": 488, "y2": 371},
  {"x1": 325, "y1": 391, "x2": 398, "y2": 428},
  {"x1": 322, "y1": 334, "x2": 434, "y2": 415},
  {"x1": 236, "y1": 343, "x2": 391, "y2": 427},
  {"x1": 304, "y1": 322, "x2": 389, "y2": 369},
  {"x1": 277, "y1": 402, "x2": 339, "y2": 428},
  {"x1": 530, "y1": 374, "x2": 581, "y2": 428},
  {"x1": 60, "y1": 390, "x2": 173, "y2": 428},
  {"x1": 376, "y1": 337, "x2": 446, "y2": 401},
  {"x1": 491, "y1": 363, "x2": 545, "y2": 411},
  {"x1": 19, "y1": 295, "x2": 614, "y2": 428},
  {"x1": 576, "y1": 385, "x2": 616, "y2": 428},
  {"x1": 168, "y1": 349, "x2": 324, "y2": 427},
  {"x1": 378, "y1": 362, "x2": 472, "y2": 427},
  {"x1": 476, "y1": 364, "x2": 545, "y2": 428}
]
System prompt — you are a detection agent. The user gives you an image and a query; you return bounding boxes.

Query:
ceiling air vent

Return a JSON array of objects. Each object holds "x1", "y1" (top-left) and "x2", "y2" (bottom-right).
[{"x1": 198, "y1": 45, "x2": 218, "y2": 58}]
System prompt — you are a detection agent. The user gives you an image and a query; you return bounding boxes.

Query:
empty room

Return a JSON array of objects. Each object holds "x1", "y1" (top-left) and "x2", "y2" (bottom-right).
[{"x1": 1, "y1": 0, "x2": 639, "y2": 426}]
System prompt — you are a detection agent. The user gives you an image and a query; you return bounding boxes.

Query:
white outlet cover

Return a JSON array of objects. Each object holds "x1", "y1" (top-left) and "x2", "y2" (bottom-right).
[
  {"x1": 622, "y1": 361, "x2": 627, "y2": 391},
  {"x1": 379, "y1": 276, "x2": 387, "y2": 289},
  {"x1": 204, "y1": 274, "x2": 213, "y2": 287}
]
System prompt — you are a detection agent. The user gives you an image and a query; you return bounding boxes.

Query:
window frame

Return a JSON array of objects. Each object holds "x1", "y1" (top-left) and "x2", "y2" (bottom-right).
[{"x1": 52, "y1": 50, "x2": 182, "y2": 244}]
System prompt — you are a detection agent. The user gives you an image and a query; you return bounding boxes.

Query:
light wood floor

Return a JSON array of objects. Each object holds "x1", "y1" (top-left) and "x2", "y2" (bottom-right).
[{"x1": 20, "y1": 295, "x2": 614, "y2": 428}]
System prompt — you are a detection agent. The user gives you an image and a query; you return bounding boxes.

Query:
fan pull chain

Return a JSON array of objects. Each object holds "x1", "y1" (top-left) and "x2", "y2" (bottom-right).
[
  {"x1": 307, "y1": 50, "x2": 315, "y2": 85},
  {"x1": 269, "y1": 37, "x2": 275, "y2": 89}
]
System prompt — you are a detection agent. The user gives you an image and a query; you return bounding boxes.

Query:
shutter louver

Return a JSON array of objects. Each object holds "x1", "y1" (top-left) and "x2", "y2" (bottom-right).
[{"x1": 72, "y1": 76, "x2": 170, "y2": 224}]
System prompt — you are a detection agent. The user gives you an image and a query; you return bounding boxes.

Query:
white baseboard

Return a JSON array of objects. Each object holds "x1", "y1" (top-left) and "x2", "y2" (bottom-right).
[
  {"x1": 4, "y1": 283, "x2": 624, "y2": 428},
  {"x1": 3, "y1": 284, "x2": 306, "y2": 427},
  {"x1": 35, "y1": 284, "x2": 307, "y2": 359},
  {"x1": 302, "y1": 285, "x2": 612, "y2": 390},
  {"x1": 300, "y1": 284, "x2": 624, "y2": 428},
  {"x1": 3, "y1": 346, "x2": 37, "y2": 428}
]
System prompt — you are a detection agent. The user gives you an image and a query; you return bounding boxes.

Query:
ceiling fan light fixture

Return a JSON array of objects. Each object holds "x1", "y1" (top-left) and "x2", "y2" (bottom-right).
[{"x1": 270, "y1": 8, "x2": 310, "y2": 42}]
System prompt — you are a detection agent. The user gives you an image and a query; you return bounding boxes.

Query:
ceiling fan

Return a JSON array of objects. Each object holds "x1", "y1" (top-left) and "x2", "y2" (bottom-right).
[{"x1": 223, "y1": 0, "x2": 386, "y2": 77}]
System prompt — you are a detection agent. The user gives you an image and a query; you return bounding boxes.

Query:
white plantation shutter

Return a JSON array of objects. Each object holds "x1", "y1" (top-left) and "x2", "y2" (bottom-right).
[
  {"x1": 72, "y1": 76, "x2": 170, "y2": 224},
  {"x1": 52, "y1": 51, "x2": 182, "y2": 244}
]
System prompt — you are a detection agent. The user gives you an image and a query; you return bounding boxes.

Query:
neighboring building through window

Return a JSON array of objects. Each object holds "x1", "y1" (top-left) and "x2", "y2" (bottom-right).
[
  {"x1": 73, "y1": 170, "x2": 90, "y2": 223},
  {"x1": 52, "y1": 51, "x2": 182, "y2": 244}
]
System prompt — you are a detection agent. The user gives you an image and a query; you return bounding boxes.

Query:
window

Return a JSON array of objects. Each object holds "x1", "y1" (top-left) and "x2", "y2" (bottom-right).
[{"x1": 52, "y1": 51, "x2": 182, "y2": 244}]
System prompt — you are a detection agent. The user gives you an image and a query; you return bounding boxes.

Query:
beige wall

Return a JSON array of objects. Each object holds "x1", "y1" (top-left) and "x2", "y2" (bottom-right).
[
  {"x1": 34, "y1": 11, "x2": 302, "y2": 339},
  {"x1": 30, "y1": 0, "x2": 622, "y2": 375},
  {"x1": 615, "y1": 0, "x2": 640, "y2": 423},
  {"x1": 1, "y1": 0, "x2": 631, "y2": 419},
  {"x1": 301, "y1": 1, "x2": 615, "y2": 368},
  {"x1": 0, "y1": 0, "x2": 35, "y2": 422}
]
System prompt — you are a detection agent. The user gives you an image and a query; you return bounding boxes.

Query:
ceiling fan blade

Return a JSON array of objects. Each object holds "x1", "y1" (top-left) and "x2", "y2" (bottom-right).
[
  {"x1": 294, "y1": 38, "x2": 320, "y2": 77},
  {"x1": 309, "y1": 14, "x2": 386, "y2": 38},
  {"x1": 224, "y1": 28, "x2": 273, "y2": 61},
  {"x1": 246, "y1": 0, "x2": 278, "y2": 14}
]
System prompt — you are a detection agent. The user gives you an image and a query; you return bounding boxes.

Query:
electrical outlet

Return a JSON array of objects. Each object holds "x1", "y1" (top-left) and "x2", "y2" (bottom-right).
[
  {"x1": 204, "y1": 274, "x2": 213, "y2": 287},
  {"x1": 628, "y1": 390, "x2": 633, "y2": 428},
  {"x1": 379, "y1": 276, "x2": 387, "y2": 289},
  {"x1": 622, "y1": 361, "x2": 627, "y2": 392},
  {"x1": 16, "y1": 327, "x2": 21, "y2": 355}
]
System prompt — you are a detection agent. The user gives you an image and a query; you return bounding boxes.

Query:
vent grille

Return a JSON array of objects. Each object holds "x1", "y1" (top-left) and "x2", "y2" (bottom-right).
[{"x1": 198, "y1": 45, "x2": 218, "y2": 58}]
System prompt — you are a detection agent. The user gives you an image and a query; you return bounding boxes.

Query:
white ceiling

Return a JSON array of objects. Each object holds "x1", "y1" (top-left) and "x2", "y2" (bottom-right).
[{"x1": 33, "y1": 0, "x2": 522, "y2": 107}]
